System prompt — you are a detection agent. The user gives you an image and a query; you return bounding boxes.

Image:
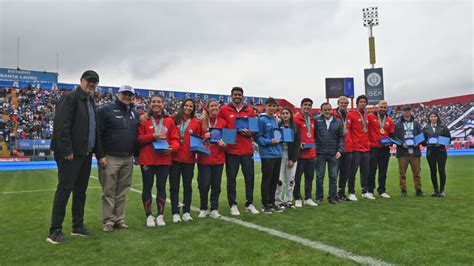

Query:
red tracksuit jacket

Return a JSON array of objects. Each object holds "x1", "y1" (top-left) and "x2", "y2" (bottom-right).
[
  {"x1": 218, "y1": 103, "x2": 255, "y2": 156},
  {"x1": 197, "y1": 116, "x2": 227, "y2": 165},
  {"x1": 293, "y1": 112, "x2": 316, "y2": 159},
  {"x1": 347, "y1": 109, "x2": 370, "y2": 152},
  {"x1": 137, "y1": 114, "x2": 180, "y2": 165},
  {"x1": 334, "y1": 109, "x2": 353, "y2": 152},
  {"x1": 367, "y1": 112, "x2": 395, "y2": 149},
  {"x1": 172, "y1": 116, "x2": 202, "y2": 164}
]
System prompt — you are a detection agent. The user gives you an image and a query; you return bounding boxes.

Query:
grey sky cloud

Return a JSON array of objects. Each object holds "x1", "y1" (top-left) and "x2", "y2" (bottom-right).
[{"x1": 0, "y1": 0, "x2": 472, "y2": 106}]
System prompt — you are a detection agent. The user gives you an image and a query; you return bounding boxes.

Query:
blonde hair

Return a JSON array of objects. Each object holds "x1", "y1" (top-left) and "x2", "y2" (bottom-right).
[{"x1": 201, "y1": 99, "x2": 219, "y2": 131}]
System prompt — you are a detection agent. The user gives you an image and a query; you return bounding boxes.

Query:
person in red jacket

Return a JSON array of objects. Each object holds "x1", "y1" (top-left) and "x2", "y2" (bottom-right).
[
  {"x1": 218, "y1": 87, "x2": 259, "y2": 215},
  {"x1": 170, "y1": 98, "x2": 202, "y2": 223},
  {"x1": 293, "y1": 98, "x2": 317, "y2": 208},
  {"x1": 137, "y1": 95, "x2": 180, "y2": 227},
  {"x1": 333, "y1": 96, "x2": 353, "y2": 201},
  {"x1": 197, "y1": 99, "x2": 227, "y2": 219},
  {"x1": 368, "y1": 100, "x2": 395, "y2": 198},
  {"x1": 347, "y1": 95, "x2": 372, "y2": 201}
]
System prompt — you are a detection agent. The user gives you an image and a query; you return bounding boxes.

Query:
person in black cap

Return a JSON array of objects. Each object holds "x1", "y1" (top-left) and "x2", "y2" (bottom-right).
[
  {"x1": 393, "y1": 104, "x2": 424, "y2": 197},
  {"x1": 47, "y1": 70, "x2": 100, "y2": 244}
]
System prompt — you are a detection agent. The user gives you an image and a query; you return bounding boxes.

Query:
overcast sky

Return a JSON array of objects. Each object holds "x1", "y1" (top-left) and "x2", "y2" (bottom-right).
[{"x1": 0, "y1": 0, "x2": 472, "y2": 106}]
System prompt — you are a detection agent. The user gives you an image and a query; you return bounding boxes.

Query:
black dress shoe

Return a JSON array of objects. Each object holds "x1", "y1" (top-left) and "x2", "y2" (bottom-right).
[
  {"x1": 328, "y1": 198, "x2": 338, "y2": 204},
  {"x1": 416, "y1": 189, "x2": 425, "y2": 197}
]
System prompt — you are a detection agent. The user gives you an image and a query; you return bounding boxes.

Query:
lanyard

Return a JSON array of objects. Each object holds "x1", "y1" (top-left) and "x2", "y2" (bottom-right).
[
  {"x1": 377, "y1": 113, "x2": 386, "y2": 130},
  {"x1": 337, "y1": 109, "x2": 346, "y2": 127},
  {"x1": 403, "y1": 121, "x2": 413, "y2": 131},
  {"x1": 180, "y1": 118, "x2": 191, "y2": 139},
  {"x1": 151, "y1": 116, "x2": 164, "y2": 133},
  {"x1": 358, "y1": 111, "x2": 367, "y2": 132},
  {"x1": 304, "y1": 114, "x2": 312, "y2": 138},
  {"x1": 208, "y1": 117, "x2": 218, "y2": 128}
]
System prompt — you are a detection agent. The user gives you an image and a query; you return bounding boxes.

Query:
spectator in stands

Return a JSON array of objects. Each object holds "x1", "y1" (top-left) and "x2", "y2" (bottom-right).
[
  {"x1": 47, "y1": 70, "x2": 101, "y2": 244},
  {"x1": 393, "y1": 104, "x2": 424, "y2": 197},
  {"x1": 423, "y1": 112, "x2": 451, "y2": 197},
  {"x1": 96, "y1": 85, "x2": 139, "y2": 232}
]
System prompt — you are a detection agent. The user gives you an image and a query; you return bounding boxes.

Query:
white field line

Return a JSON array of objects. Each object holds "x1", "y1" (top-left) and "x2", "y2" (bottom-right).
[
  {"x1": 90, "y1": 175, "x2": 391, "y2": 266},
  {"x1": 0, "y1": 186, "x2": 101, "y2": 194}
]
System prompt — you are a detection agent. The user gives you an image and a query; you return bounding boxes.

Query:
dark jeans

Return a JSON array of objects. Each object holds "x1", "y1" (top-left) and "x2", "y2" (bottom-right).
[
  {"x1": 426, "y1": 149, "x2": 448, "y2": 192},
  {"x1": 141, "y1": 165, "x2": 169, "y2": 216},
  {"x1": 337, "y1": 152, "x2": 353, "y2": 196},
  {"x1": 349, "y1": 151, "x2": 370, "y2": 194},
  {"x1": 169, "y1": 161, "x2": 194, "y2": 214},
  {"x1": 293, "y1": 157, "x2": 315, "y2": 200},
  {"x1": 225, "y1": 154, "x2": 254, "y2": 207},
  {"x1": 50, "y1": 154, "x2": 92, "y2": 233},
  {"x1": 197, "y1": 164, "x2": 224, "y2": 211},
  {"x1": 260, "y1": 157, "x2": 282, "y2": 207},
  {"x1": 316, "y1": 154, "x2": 338, "y2": 200},
  {"x1": 369, "y1": 147, "x2": 391, "y2": 194}
]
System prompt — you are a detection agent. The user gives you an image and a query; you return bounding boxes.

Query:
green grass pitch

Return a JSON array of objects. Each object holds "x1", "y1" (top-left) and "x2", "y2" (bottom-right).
[{"x1": 0, "y1": 156, "x2": 473, "y2": 265}]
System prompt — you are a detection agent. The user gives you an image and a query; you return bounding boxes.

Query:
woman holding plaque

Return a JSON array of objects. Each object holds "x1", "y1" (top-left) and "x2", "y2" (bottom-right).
[
  {"x1": 137, "y1": 95, "x2": 180, "y2": 227},
  {"x1": 197, "y1": 99, "x2": 227, "y2": 219},
  {"x1": 422, "y1": 112, "x2": 451, "y2": 197},
  {"x1": 170, "y1": 99, "x2": 202, "y2": 223},
  {"x1": 275, "y1": 107, "x2": 301, "y2": 209}
]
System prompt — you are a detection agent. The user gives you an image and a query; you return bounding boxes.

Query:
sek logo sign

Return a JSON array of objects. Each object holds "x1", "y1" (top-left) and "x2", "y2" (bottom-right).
[{"x1": 364, "y1": 68, "x2": 384, "y2": 105}]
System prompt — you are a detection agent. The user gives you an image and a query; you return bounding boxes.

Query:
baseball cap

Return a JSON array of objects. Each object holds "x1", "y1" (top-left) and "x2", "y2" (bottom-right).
[
  {"x1": 81, "y1": 70, "x2": 99, "y2": 83},
  {"x1": 118, "y1": 85, "x2": 135, "y2": 95},
  {"x1": 403, "y1": 104, "x2": 412, "y2": 111}
]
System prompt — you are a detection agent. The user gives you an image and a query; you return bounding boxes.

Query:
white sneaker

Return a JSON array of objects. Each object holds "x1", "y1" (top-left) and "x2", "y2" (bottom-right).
[
  {"x1": 362, "y1": 192, "x2": 376, "y2": 200},
  {"x1": 245, "y1": 204, "x2": 260, "y2": 214},
  {"x1": 198, "y1": 210, "x2": 209, "y2": 218},
  {"x1": 294, "y1": 200, "x2": 303, "y2": 208},
  {"x1": 230, "y1": 205, "x2": 240, "y2": 216},
  {"x1": 172, "y1": 214, "x2": 182, "y2": 223},
  {"x1": 146, "y1": 215, "x2": 156, "y2": 227},
  {"x1": 304, "y1": 198, "x2": 318, "y2": 206},
  {"x1": 380, "y1": 192, "x2": 391, "y2": 198},
  {"x1": 182, "y1": 212, "x2": 193, "y2": 222},
  {"x1": 210, "y1": 210, "x2": 221, "y2": 219},
  {"x1": 156, "y1": 215, "x2": 166, "y2": 226},
  {"x1": 347, "y1": 194, "x2": 358, "y2": 201}
]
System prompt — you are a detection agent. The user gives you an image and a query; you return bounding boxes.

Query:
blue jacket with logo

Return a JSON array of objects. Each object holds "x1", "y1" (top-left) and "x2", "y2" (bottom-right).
[
  {"x1": 255, "y1": 113, "x2": 283, "y2": 159},
  {"x1": 96, "y1": 100, "x2": 139, "y2": 159}
]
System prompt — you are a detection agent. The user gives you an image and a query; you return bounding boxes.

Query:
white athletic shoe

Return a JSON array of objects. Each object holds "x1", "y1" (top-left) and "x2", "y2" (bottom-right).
[
  {"x1": 210, "y1": 210, "x2": 221, "y2": 219},
  {"x1": 230, "y1": 205, "x2": 240, "y2": 216},
  {"x1": 245, "y1": 204, "x2": 260, "y2": 214},
  {"x1": 182, "y1": 212, "x2": 193, "y2": 222},
  {"x1": 198, "y1": 210, "x2": 209, "y2": 218},
  {"x1": 294, "y1": 200, "x2": 303, "y2": 208},
  {"x1": 380, "y1": 192, "x2": 391, "y2": 198},
  {"x1": 362, "y1": 192, "x2": 376, "y2": 200},
  {"x1": 304, "y1": 198, "x2": 318, "y2": 206},
  {"x1": 347, "y1": 194, "x2": 358, "y2": 201},
  {"x1": 156, "y1": 215, "x2": 166, "y2": 226},
  {"x1": 146, "y1": 215, "x2": 156, "y2": 228},
  {"x1": 173, "y1": 214, "x2": 182, "y2": 223}
]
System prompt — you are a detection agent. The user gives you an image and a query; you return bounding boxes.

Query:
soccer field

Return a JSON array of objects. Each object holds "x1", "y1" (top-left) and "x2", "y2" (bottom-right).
[{"x1": 1, "y1": 156, "x2": 473, "y2": 265}]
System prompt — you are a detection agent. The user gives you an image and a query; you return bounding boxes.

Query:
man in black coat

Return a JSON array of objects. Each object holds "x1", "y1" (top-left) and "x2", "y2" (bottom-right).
[
  {"x1": 47, "y1": 70, "x2": 100, "y2": 244},
  {"x1": 314, "y1": 102, "x2": 344, "y2": 204}
]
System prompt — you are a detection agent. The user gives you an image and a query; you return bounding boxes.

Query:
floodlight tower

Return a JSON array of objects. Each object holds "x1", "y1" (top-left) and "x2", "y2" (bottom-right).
[{"x1": 363, "y1": 7, "x2": 379, "y2": 68}]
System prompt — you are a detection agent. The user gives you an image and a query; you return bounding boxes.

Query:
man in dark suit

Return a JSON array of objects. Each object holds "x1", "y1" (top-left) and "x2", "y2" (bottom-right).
[{"x1": 47, "y1": 70, "x2": 100, "y2": 244}]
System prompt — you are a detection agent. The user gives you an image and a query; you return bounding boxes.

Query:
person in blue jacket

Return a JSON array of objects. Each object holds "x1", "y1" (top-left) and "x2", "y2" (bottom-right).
[{"x1": 255, "y1": 97, "x2": 283, "y2": 214}]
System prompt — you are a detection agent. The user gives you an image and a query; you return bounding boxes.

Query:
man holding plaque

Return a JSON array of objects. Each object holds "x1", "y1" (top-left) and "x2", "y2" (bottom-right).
[
  {"x1": 333, "y1": 96, "x2": 353, "y2": 201},
  {"x1": 218, "y1": 87, "x2": 259, "y2": 215},
  {"x1": 293, "y1": 98, "x2": 318, "y2": 207},
  {"x1": 393, "y1": 104, "x2": 424, "y2": 197},
  {"x1": 347, "y1": 95, "x2": 372, "y2": 200},
  {"x1": 314, "y1": 103, "x2": 344, "y2": 204},
  {"x1": 367, "y1": 100, "x2": 395, "y2": 199}
]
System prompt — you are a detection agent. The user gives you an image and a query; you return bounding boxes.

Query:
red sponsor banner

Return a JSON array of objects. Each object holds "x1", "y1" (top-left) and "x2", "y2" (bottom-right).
[{"x1": 0, "y1": 157, "x2": 32, "y2": 162}]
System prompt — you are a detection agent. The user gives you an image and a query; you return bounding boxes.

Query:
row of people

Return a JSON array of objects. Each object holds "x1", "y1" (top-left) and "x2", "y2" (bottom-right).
[{"x1": 46, "y1": 70, "x2": 451, "y2": 244}]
